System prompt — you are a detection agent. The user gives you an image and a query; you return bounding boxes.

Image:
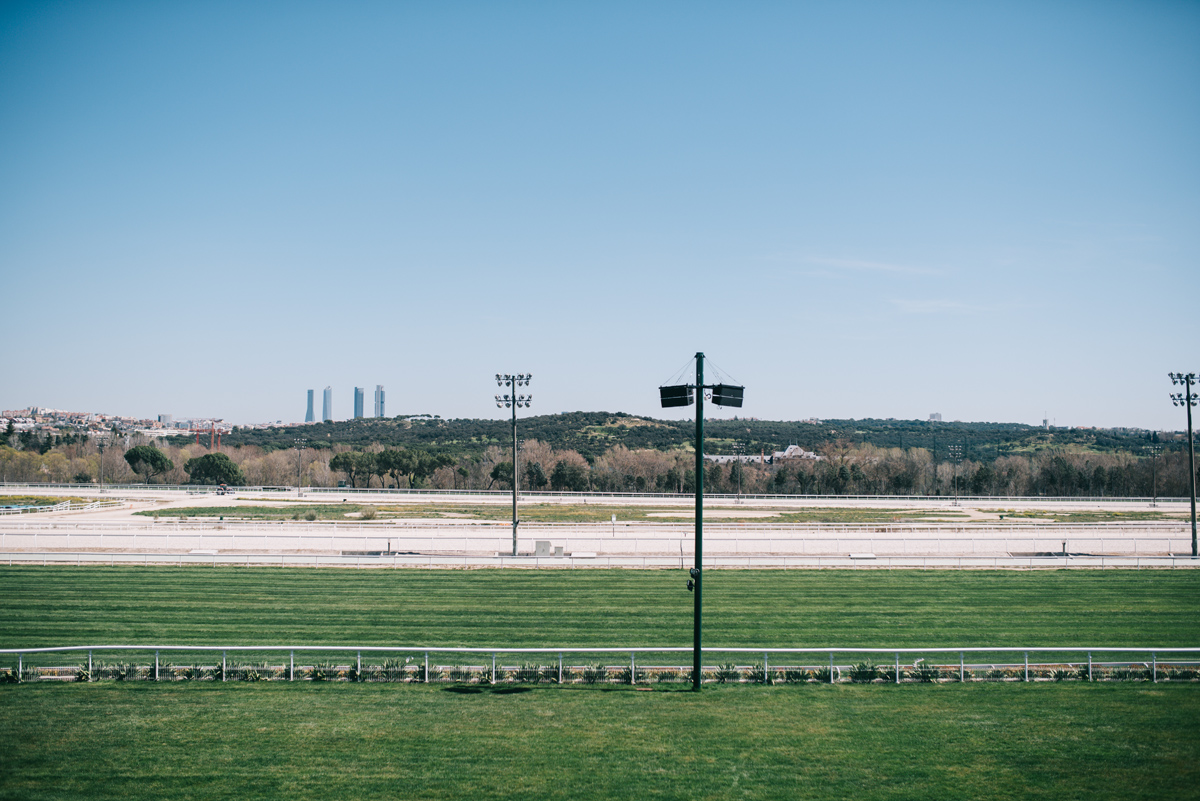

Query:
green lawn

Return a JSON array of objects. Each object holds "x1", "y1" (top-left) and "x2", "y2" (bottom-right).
[
  {"x1": 134, "y1": 502, "x2": 972, "y2": 523},
  {"x1": 1, "y1": 567, "x2": 1197, "y2": 666},
  {"x1": 2, "y1": 568, "x2": 1198, "y2": 800},
  {"x1": 1, "y1": 682, "x2": 1196, "y2": 801}
]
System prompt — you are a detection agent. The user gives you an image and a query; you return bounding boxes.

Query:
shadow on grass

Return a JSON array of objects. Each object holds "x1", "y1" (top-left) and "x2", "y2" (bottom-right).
[{"x1": 441, "y1": 684, "x2": 696, "y2": 695}]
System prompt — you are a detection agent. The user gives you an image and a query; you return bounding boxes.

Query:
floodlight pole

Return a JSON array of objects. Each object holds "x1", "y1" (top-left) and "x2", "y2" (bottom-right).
[
  {"x1": 1144, "y1": 445, "x2": 1161, "y2": 507},
  {"x1": 949, "y1": 445, "x2": 962, "y2": 506},
  {"x1": 1170, "y1": 372, "x2": 1198, "y2": 556},
  {"x1": 693, "y1": 352, "x2": 705, "y2": 691},
  {"x1": 660, "y1": 354, "x2": 742, "y2": 691},
  {"x1": 511, "y1": 400, "x2": 518, "y2": 556},
  {"x1": 96, "y1": 435, "x2": 106, "y2": 492},
  {"x1": 496, "y1": 374, "x2": 531, "y2": 557},
  {"x1": 294, "y1": 438, "x2": 307, "y2": 497}
]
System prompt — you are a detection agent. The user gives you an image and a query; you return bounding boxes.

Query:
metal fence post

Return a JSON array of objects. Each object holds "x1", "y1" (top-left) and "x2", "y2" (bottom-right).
[
  {"x1": 1024, "y1": 652, "x2": 1028, "y2": 682},
  {"x1": 631, "y1": 652, "x2": 636, "y2": 685},
  {"x1": 155, "y1": 651, "x2": 159, "y2": 681},
  {"x1": 960, "y1": 652, "x2": 964, "y2": 683},
  {"x1": 424, "y1": 651, "x2": 429, "y2": 683},
  {"x1": 17, "y1": 653, "x2": 21, "y2": 679},
  {"x1": 357, "y1": 651, "x2": 361, "y2": 676},
  {"x1": 895, "y1": 652, "x2": 899, "y2": 684},
  {"x1": 1152, "y1": 653, "x2": 1157, "y2": 683},
  {"x1": 764, "y1": 652, "x2": 769, "y2": 684},
  {"x1": 829, "y1": 651, "x2": 834, "y2": 684},
  {"x1": 491, "y1": 653, "x2": 496, "y2": 684},
  {"x1": 559, "y1": 652, "x2": 563, "y2": 685},
  {"x1": 290, "y1": 651, "x2": 294, "y2": 681},
  {"x1": 1088, "y1": 652, "x2": 1092, "y2": 682},
  {"x1": 89, "y1": 650, "x2": 92, "y2": 681},
  {"x1": 222, "y1": 651, "x2": 226, "y2": 682}
]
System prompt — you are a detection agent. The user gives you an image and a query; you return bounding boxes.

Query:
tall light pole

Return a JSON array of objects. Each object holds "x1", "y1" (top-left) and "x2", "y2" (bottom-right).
[
  {"x1": 96, "y1": 433, "x2": 108, "y2": 492},
  {"x1": 1169, "y1": 372, "x2": 1198, "y2": 556},
  {"x1": 732, "y1": 442, "x2": 745, "y2": 502},
  {"x1": 1143, "y1": 444, "x2": 1161, "y2": 507},
  {"x1": 496, "y1": 373, "x2": 531, "y2": 557},
  {"x1": 295, "y1": 438, "x2": 307, "y2": 497},
  {"x1": 660, "y1": 352, "x2": 744, "y2": 691},
  {"x1": 949, "y1": 444, "x2": 963, "y2": 506}
]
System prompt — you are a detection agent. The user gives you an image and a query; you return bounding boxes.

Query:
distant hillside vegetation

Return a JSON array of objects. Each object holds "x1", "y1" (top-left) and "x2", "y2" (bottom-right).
[{"x1": 182, "y1": 412, "x2": 1160, "y2": 462}]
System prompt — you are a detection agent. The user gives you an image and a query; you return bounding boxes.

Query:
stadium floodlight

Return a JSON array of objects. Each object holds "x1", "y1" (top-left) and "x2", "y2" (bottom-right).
[
  {"x1": 712, "y1": 384, "x2": 744, "y2": 408},
  {"x1": 495, "y1": 373, "x2": 532, "y2": 556},
  {"x1": 659, "y1": 385, "x2": 694, "y2": 408},
  {"x1": 658, "y1": 353, "x2": 746, "y2": 691},
  {"x1": 1168, "y1": 372, "x2": 1198, "y2": 556}
]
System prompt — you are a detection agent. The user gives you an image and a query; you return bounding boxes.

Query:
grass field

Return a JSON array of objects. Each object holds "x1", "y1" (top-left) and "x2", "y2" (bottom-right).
[
  {"x1": 133, "y1": 502, "x2": 978, "y2": 523},
  {"x1": 2, "y1": 567, "x2": 1197, "y2": 660},
  {"x1": 1, "y1": 681, "x2": 1196, "y2": 800},
  {"x1": 3, "y1": 567, "x2": 1198, "y2": 800}
]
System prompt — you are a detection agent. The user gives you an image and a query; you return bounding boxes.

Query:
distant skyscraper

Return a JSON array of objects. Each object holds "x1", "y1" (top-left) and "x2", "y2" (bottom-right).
[
  {"x1": 322, "y1": 386, "x2": 332, "y2": 422},
  {"x1": 374, "y1": 385, "x2": 385, "y2": 418},
  {"x1": 354, "y1": 387, "x2": 365, "y2": 419},
  {"x1": 305, "y1": 390, "x2": 315, "y2": 423}
]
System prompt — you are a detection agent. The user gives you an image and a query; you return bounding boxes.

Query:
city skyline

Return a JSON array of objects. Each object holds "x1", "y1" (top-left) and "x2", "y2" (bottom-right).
[{"x1": 2, "y1": 4, "x2": 1196, "y2": 430}]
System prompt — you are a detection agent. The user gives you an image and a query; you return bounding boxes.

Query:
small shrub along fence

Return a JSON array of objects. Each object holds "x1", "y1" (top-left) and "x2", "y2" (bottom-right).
[{"x1": 2, "y1": 646, "x2": 1198, "y2": 686}]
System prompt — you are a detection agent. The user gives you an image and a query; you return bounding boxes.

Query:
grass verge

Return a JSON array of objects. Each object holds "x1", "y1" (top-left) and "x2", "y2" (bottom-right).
[{"x1": 0, "y1": 682, "x2": 1196, "y2": 800}]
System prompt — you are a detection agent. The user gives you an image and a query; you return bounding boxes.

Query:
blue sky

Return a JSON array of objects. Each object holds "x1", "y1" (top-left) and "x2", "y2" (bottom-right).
[{"x1": 2, "y1": 1, "x2": 1197, "y2": 430}]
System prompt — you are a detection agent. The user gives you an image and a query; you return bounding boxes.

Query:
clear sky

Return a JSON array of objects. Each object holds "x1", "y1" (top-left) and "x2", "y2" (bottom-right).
[{"x1": 2, "y1": 1, "x2": 1197, "y2": 430}]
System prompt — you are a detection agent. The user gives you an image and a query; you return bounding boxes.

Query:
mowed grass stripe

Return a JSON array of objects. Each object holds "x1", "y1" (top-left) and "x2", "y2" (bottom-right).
[
  {"x1": 0, "y1": 682, "x2": 1197, "y2": 801},
  {"x1": 2, "y1": 568, "x2": 1197, "y2": 656}
]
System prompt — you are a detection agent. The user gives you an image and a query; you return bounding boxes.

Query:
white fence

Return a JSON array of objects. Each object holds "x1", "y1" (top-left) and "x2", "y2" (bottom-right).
[
  {"x1": 2, "y1": 551, "x2": 1198, "y2": 569},
  {"x1": 3, "y1": 644, "x2": 1198, "y2": 685},
  {"x1": 0, "y1": 500, "x2": 124, "y2": 516},
  {"x1": 0, "y1": 519, "x2": 1193, "y2": 559},
  {"x1": 0, "y1": 481, "x2": 1194, "y2": 504}
]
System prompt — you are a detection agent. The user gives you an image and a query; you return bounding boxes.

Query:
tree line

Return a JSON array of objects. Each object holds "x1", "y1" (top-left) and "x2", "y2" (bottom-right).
[{"x1": 3, "y1": 415, "x2": 1196, "y2": 498}]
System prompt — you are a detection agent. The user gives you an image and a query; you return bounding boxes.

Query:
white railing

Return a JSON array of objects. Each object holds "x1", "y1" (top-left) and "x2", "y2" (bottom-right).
[
  {"x1": 3, "y1": 644, "x2": 1197, "y2": 685},
  {"x1": 0, "y1": 500, "x2": 124, "y2": 516},
  {"x1": 0, "y1": 519, "x2": 1194, "y2": 560},
  {"x1": 0, "y1": 481, "x2": 1194, "y2": 504},
  {"x1": 2, "y1": 551, "x2": 1197, "y2": 569}
]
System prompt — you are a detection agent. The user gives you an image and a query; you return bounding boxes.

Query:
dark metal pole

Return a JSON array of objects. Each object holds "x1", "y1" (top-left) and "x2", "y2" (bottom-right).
[
  {"x1": 693, "y1": 351, "x2": 704, "y2": 691},
  {"x1": 1187, "y1": 375, "x2": 1197, "y2": 558},
  {"x1": 512, "y1": 399, "x2": 519, "y2": 558}
]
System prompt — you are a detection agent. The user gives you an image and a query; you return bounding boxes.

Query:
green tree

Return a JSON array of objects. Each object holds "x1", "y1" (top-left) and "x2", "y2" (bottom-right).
[
  {"x1": 772, "y1": 466, "x2": 789, "y2": 492},
  {"x1": 971, "y1": 464, "x2": 995, "y2": 495},
  {"x1": 124, "y1": 445, "x2": 174, "y2": 484},
  {"x1": 525, "y1": 461, "x2": 548, "y2": 490},
  {"x1": 184, "y1": 452, "x2": 246, "y2": 486},
  {"x1": 489, "y1": 461, "x2": 513, "y2": 490},
  {"x1": 329, "y1": 452, "x2": 373, "y2": 488},
  {"x1": 550, "y1": 460, "x2": 587, "y2": 492}
]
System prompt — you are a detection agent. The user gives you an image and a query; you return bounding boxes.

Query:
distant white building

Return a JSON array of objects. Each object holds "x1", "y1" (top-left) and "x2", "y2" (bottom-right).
[
  {"x1": 929, "y1": 413, "x2": 942, "y2": 422},
  {"x1": 705, "y1": 444, "x2": 821, "y2": 465}
]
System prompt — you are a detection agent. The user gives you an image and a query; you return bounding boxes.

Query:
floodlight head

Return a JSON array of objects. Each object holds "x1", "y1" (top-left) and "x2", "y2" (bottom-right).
[
  {"x1": 712, "y1": 384, "x2": 744, "y2": 408},
  {"x1": 660, "y1": 385, "x2": 694, "y2": 408},
  {"x1": 526, "y1": 374, "x2": 532, "y2": 382}
]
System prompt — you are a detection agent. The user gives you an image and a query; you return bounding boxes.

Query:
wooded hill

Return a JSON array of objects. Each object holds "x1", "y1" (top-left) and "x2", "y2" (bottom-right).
[{"x1": 188, "y1": 412, "x2": 1168, "y2": 463}]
